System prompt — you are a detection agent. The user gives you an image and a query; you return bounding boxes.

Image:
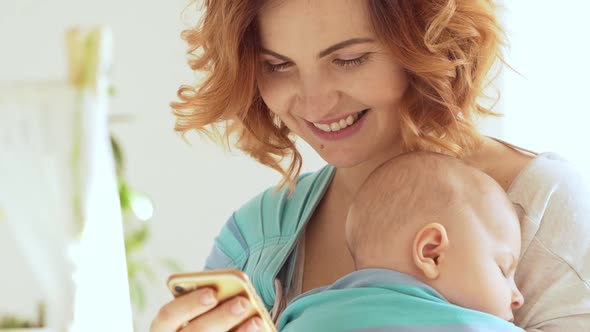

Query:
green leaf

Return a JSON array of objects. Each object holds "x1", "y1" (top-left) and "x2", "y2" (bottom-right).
[
  {"x1": 119, "y1": 182, "x2": 132, "y2": 211},
  {"x1": 128, "y1": 278, "x2": 145, "y2": 311},
  {"x1": 110, "y1": 135, "x2": 124, "y2": 174},
  {"x1": 127, "y1": 259, "x2": 139, "y2": 279},
  {"x1": 124, "y1": 224, "x2": 150, "y2": 253}
]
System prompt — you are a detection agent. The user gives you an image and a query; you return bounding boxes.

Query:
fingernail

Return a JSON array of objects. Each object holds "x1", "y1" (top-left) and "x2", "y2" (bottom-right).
[
  {"x1": 231, "y1": 298, "x2": 248, "y2": 315},
  {"x1": 247, "y1": 318, "x2": 261, "y2": 332},
  {"x1": 199, "y1": 289, "x2": 216, "y2": 305}
]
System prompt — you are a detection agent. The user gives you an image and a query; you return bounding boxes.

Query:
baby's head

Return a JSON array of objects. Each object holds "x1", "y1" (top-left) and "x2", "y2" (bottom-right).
[{"x1": 345, "y1": 152, "x2": 524, "y2": 322}]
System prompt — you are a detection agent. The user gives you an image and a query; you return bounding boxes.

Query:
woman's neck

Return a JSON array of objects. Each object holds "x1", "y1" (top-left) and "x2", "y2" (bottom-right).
[
  {"x1": 331, "y1": 136, "x2": 492, "y2": 199},
  {"x1": 333, "y1": 144, "x2": 405, "y2": 200}
]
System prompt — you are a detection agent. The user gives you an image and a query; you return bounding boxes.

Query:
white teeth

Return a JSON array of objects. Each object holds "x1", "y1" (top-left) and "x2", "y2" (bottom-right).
[
  {"x1": 313, "y1": 110, "x2": 366, "y2": 133},
  {"x1": 314, "y1": 123, "x2": 331, "y2": 132},
  {"x1": 346, "y1": 115, "x2": 354, "y2": 125}
]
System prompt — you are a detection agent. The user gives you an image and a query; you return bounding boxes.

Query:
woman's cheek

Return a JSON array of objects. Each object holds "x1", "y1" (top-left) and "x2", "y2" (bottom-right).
[{"x1": 259, "y1": 76, "x2": 295, "y2": 115}]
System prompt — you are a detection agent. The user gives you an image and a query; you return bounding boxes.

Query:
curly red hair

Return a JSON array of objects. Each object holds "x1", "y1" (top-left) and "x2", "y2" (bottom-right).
[{"x1": 172, "y1": 0, "x2": 504, "y2": 189}]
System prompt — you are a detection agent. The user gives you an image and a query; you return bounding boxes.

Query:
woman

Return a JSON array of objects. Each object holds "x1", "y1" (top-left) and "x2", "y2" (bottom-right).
[{"x1": 151, "y1": 0, "x2": 590, "y2": 331}]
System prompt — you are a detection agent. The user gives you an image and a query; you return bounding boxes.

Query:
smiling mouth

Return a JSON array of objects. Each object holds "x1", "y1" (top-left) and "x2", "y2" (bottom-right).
[{"x1": 311, "y1": 109, "x2": 369, "y2": 133}]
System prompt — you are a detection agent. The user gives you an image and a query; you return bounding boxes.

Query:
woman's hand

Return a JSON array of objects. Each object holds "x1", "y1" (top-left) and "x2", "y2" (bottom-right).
[{"x1": 150, "y1": 287, "x2": 264, "y2": 332}]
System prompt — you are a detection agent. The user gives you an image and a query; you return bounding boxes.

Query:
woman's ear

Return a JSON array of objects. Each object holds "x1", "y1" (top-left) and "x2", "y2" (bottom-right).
[{"x1": 412, "y1": 223, "x2": 449, "y2": 280}]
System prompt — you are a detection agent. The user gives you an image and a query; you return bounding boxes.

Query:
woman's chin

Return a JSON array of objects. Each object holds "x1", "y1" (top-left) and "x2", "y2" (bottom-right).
[
  {"x1": 311, "y1": 140, "x2": 402, "y2": 170},
  {"x1": 315, "y1": 149, "x2": 368, "y2": 169}
]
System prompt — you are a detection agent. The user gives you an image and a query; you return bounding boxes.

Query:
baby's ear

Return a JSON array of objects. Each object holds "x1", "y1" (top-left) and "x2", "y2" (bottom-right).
[{"x1": 412, "y1": 223, "x2": 449, "y2": 280}]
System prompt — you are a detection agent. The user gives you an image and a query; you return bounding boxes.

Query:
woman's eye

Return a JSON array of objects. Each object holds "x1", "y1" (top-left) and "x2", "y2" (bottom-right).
[
  {"x1": 263, "y1": 54, "x2": 371, "y2": 73},
  {"x1": 333, "y1": 54, "x2": 370, "y2": 68},
  {"x1": 264, "y1": 62, "x2": 292, "y2": 73}
]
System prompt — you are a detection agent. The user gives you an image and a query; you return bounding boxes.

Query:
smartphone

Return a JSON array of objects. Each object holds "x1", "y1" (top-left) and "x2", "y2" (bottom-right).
[{"x1": 167, "y1": 269, "x2": 277, "y2": 332}]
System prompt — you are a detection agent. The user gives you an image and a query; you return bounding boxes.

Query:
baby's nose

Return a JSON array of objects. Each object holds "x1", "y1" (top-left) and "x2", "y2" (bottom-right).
[{"x1": 511, "y1": 288, "x2": 524, "y2": 311}]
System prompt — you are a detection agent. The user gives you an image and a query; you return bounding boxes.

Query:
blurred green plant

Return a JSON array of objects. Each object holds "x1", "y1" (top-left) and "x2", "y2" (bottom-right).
[
  {"x1": 111, "y1": 135, "x2": 183, "y2": 312},
  {"x1": 66, "y1": 27, "x2": 183, "y2": 316},
  {"x1": 67, "y1": 28, "x2": 105, "y2": 234},
  {"x1": 0, "y1": 303, "x2": 44, "y2": 329},
  {"x1": 0, "y1": 316, "x2": 38, "y2": 329}
]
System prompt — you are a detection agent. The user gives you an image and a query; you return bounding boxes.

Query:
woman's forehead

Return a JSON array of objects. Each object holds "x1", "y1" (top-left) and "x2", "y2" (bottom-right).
[{"x1": 257, "y1": 0, "x2": 374, "y2": 50}]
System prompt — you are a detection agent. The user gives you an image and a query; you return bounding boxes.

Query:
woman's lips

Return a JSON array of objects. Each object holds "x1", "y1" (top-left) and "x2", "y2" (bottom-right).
[{"x1": 307, "y1": 109, "x2": 370, "y2": 141}]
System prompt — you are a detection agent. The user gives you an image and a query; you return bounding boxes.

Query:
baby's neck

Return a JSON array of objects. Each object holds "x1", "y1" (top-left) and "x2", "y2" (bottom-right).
[{"x1": 355, "y1": 253, "x2": 421, "y2": 281}]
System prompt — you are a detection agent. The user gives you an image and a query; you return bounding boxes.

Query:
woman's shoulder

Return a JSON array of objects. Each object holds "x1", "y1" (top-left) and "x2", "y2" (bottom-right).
[
  {"x1": 508, "y1": 152, "x2": 590, "y2": 223},
  {"x1": 509, "y1": 153, "x2": 590, "y2": 329},
  {"x1": 207, "y1": 164, "x2": 335, "y2": 268},
  {"x1": 206, "y1": 166, "x2": 333, "y2": 269},
  {"x1": 508, "y1": 152, "x2": 589, "y2": 204},
  {"x1": 509, "y1": 152, "x2": 590, "y2": 274},
  {"x1": 204, "y1": 165, "x2": 336, "y2": 307},
  {"x1": 233, "y1": 164, "x2": 335, "y2": 223}
]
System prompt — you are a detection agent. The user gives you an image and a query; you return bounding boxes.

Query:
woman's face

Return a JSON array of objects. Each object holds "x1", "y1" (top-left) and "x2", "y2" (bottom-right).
[{"x1": 256, "y1": 0, "x2": 409, "y2": 168}]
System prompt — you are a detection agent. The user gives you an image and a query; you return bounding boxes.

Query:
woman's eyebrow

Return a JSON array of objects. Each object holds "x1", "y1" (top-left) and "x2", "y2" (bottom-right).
[
  {"x1": 260, "y1": 37, "x2": 375, "y2": 62},
  {"x1": 317, "y1": 38, "x2": 375, "y2": 58}
]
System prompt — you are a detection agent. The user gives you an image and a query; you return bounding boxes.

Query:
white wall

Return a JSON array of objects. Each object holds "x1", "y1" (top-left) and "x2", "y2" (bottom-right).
[
  {"x1": 500, "y1": 1, "x2": 590, "y2": 170},
  {"x1": 2, "y1": 1, "x2": 588, "y2": 331}
]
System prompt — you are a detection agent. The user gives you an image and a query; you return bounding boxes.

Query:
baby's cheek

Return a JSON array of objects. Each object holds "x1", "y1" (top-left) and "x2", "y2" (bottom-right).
[{"x1": 446, "y1": 277, "x2": 488, "y2": 311}]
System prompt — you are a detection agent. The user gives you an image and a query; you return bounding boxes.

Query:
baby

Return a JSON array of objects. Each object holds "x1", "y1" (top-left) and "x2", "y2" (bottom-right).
[{"x1": 277, "y1": 152, "x2": 524, "y2": 332}]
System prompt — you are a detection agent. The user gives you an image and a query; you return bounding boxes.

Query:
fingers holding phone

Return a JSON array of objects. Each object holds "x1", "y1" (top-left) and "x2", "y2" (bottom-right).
[
  {"x1": 150, "y1": 288, "x2": 264, "y2": 332},
  {"x1": 149, "y1": 287, "x2": 216, "y2": 331},
  {"x1": 179, "y1": 296, "x2": 265, "y2": 332},
  {"x1": 150, "y1": 269, "x2": 276, "y2": 332}
]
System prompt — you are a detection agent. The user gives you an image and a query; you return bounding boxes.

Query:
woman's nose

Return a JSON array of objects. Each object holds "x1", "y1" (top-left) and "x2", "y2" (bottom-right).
[
  {"x1": 295, "y1": 74, "x2": 339, "y2": 117},
  {"x1": 298, "y1": 93, "x2": 339, "y2": 116}
]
